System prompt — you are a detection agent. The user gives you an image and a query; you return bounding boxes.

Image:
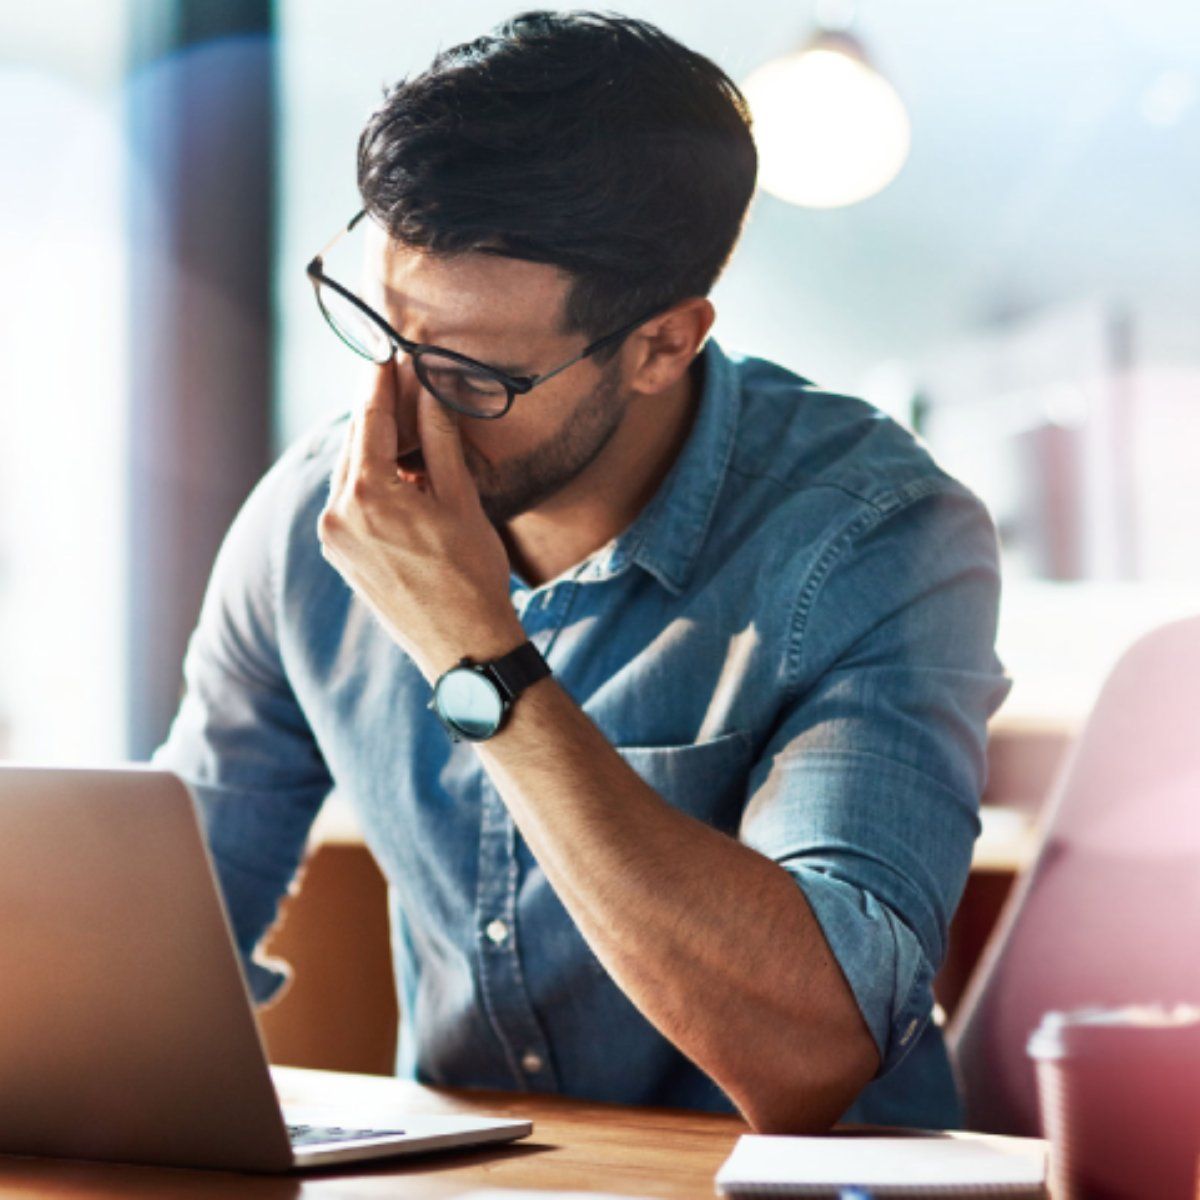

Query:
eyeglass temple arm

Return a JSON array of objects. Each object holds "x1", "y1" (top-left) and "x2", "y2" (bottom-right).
[
  {"x1": 526, "y1": 306, "x2": 669, "y2": 389},
  {"x1": 308, "y1": 210, "x2": 370, "y2": 276}
]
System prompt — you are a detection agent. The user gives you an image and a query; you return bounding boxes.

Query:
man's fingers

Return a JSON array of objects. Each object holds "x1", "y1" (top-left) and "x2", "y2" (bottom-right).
[
  {"x1": 334, "y1": 359, "x2": 478, "y2": 508},
  {"x1": 351, "y1": 360, "x2": 399, "y2": 481},
  {"x1": 417, "y1": 389, "x2": 473, "y2": 502}
]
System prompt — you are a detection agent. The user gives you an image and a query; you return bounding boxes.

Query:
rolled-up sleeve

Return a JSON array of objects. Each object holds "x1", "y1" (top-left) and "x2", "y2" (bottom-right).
[
  {"x1": 151, "y1": 449, "x2": 333, "y2": 1005},
  {"x1": 739, "y1": 479, "x2": 1012, "y2": 1076}
]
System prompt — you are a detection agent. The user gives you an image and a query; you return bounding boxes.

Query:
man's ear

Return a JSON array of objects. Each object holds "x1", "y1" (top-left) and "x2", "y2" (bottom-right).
[{"x1": 625, "y1": 297, "x2": 716, "y2": 396}]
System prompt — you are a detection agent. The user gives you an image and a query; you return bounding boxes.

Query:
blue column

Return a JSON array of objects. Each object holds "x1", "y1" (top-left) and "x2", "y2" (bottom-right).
[{"x1": 124, "y1": 0, "x2": 276, "y2": 758}]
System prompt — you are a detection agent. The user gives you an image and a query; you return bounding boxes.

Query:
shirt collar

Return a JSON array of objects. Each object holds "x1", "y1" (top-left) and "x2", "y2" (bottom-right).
[{"x1": 575, "y1": 337, "x2": 741, "y2": 596}]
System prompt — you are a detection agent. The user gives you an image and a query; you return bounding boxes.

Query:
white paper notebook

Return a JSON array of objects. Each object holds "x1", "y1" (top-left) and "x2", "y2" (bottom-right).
[{"x1": 715, "y1": 1132, "x2": 1048, "y2": 1197}]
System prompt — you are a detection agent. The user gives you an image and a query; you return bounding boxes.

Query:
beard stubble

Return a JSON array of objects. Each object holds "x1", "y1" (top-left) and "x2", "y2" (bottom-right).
[{"x1": 466, "y1": 359, "x2": 628, "y2": 526}]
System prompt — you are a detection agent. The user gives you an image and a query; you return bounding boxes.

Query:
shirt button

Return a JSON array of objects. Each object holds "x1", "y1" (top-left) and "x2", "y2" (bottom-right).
[
  {"x1": 485, "y1": 918, "x2": 509, "y2": 945},
  {"x1": 521, "y1": 1050, "x2": 544, "y2": 1075}
]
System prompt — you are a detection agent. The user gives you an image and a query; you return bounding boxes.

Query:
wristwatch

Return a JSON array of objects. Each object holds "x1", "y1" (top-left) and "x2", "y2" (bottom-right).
[{"x1": 429, "y1": 640, "x2": 552, "y2": 743}]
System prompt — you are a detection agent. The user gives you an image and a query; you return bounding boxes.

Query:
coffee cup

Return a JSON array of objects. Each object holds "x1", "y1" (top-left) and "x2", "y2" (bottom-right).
[{"x1": 1028, "y1": 1005, "x2": 1200, "y2": 1200}]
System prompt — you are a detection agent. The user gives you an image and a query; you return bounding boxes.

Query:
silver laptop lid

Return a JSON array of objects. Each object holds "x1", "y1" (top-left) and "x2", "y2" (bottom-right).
[{"x1": 0, "y1": 765, "x2": 294, "y2": 1172}]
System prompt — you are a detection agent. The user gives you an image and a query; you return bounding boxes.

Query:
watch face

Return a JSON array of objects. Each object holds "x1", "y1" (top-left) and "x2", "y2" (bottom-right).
[{"x1": 433, "y1": 667, "x2": 505, "y2": 740}]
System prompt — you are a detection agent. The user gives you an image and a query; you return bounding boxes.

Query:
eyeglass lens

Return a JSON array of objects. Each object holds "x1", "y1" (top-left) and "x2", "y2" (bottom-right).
[
  {"x1": 315, "y1": 280, "x2": 511, "y2": 417},
  {"x1": 315, "y1": 282, "x2": 393, "y2": 363},
  {"x1": 413, "y1": 352, "x2": 510, "y2": 418}
]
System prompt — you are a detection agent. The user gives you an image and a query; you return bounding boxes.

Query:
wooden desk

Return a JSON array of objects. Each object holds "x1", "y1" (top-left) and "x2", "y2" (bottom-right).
[
  {"x1": 0, "y1": 1066, "x2": 747, "y2": 1198},
  {"x1": 0, "y1": 1069, "x2": 1057, "y2": 1199}
]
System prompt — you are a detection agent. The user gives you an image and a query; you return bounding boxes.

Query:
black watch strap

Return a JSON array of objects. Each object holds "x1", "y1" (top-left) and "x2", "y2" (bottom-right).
[{"x1": 486, "y1": 640, "x2": 551, "y2": 701}]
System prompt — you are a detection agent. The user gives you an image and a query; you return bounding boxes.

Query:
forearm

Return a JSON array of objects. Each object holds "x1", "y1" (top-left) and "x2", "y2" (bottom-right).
[{"x1": 474, "y1": 674, "x2": 880, "y2": 1132}]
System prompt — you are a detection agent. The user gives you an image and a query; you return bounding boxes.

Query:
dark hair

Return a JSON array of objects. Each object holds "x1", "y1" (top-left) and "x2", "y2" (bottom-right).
[{"x1": 356, "y1": 10, "x2": 757, "y2": 351}]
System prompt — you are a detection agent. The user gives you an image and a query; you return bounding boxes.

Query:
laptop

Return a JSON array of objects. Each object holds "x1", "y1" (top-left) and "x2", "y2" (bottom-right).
[{"x1": 0, "y1": 764, "x2": 532, "y2": 1172}]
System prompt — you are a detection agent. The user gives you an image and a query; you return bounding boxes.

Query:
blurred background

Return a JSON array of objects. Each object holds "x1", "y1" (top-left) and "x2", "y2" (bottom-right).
[{"x1": 2, "y1": 0, "x2": 1199, "y2": 766}]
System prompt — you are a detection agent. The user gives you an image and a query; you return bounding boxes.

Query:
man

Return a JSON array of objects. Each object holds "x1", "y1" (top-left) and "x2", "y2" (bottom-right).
[{"x1": 154, "y1": 11, "x2": 1011, "y2": 1132}]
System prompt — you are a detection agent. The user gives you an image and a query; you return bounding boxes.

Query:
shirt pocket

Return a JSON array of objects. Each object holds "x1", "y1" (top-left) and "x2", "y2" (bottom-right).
[{"x1": 613, "y1": 730, "x2": 755, "y2": 833}]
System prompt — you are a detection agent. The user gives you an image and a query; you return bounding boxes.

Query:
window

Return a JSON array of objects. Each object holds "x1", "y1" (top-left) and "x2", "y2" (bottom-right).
[{"x1": 0, "y1": 7, "x2": 128, "y2": 760}]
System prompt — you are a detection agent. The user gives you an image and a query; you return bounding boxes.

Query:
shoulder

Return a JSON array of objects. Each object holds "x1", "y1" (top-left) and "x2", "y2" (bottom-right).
[
  {"x1": 210, "y1": 410, "x2": 349, "y2": 596},
  {"x1": 276, "y1": 409, "x2": 351, "y2": 498},
  {"x1": 245, "y1": 410, "x2": 350, "y2": 537},
  {"x1": 721, "y1": 347, "x2": 958, "y2": 515},
  {"x1": 696, "y1": 344, "x2": 995, "y2": 564},
  {"x1": 698, "y1": 346, "x2": 1000, "y2": 630}
]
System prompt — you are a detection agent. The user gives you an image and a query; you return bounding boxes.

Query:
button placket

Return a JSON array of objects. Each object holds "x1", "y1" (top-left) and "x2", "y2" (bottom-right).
[
  {"x1": 473, "y1": 779, "x2": 559, "y2": 1092},
  {"x1": 470, "y1": 574, "x2": 585, "y2": 1091}
]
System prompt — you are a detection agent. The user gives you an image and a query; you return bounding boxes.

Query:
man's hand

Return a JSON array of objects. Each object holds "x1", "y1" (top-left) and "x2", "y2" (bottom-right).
[{"x1": 317, "y1": 361, "x2": 525, "y2": 681}]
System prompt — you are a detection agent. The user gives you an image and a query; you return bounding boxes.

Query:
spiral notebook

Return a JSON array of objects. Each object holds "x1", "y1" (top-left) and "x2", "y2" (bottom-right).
[{"x1": 715, "y1": 1131, "x2": 1048, "y2": 1198}]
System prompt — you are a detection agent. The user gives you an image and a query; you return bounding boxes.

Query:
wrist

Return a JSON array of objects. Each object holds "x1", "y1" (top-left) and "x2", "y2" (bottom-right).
[
  {"x1": 420, "y1": 614, "x2": 528, "y2": 684},
  {"x1": 429, "y1": 638, "x2": 552, "y2": 744}
]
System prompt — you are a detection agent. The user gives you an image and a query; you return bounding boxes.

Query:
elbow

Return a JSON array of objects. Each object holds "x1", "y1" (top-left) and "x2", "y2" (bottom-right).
[
  {"x1": 735, "y1": 1031, "x2": 880, "y2": 1135},
  {"x1": 745, "y1": 1103, "x2": 838, "y2": 1136}
]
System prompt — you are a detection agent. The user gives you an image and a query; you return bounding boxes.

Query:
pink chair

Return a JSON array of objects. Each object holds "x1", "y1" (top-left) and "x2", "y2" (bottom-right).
[{"x1": 949, "y1": 615, "x2": 1200, "y2": 1134}]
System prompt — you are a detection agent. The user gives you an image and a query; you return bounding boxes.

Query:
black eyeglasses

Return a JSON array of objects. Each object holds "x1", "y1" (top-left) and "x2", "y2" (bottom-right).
[{"x1": 307, "y1": 211, "x2": 665, "y2": 420}]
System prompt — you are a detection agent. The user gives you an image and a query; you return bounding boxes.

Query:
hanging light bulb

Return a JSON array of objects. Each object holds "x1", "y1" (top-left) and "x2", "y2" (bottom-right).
[{"x1": 742, "y1": 13, "x2": 911, "y2": 209}]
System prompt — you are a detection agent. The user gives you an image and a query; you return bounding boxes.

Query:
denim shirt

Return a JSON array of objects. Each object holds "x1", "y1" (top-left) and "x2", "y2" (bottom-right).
[{"x1": 153, "y1": 337, "x2": 1012, "y2": 1128}]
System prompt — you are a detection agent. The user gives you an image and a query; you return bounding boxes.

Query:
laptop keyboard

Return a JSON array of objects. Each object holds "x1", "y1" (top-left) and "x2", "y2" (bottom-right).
[{"x1": 287, "y1": 1122, "x2": 407, "y2": 1147}]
